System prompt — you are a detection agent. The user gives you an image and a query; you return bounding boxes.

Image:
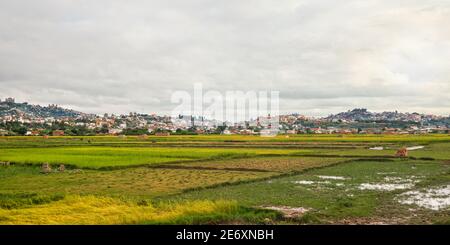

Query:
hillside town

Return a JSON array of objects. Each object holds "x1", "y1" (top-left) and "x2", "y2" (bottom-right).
[{"x1": 1, "y1": 98, "x2": 449, "y2": 136}]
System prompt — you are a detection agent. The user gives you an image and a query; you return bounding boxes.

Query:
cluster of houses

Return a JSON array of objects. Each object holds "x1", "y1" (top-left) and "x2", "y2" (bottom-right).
[
  {"x1": 286, "y1": 126, "x2": 449, "y2": 135},
  {"x1": 1, "y1": 99, "x2": 449, "y2": 136},
  {"x1": 1, "y1": 110, "x2": 449, "y2": 136}
]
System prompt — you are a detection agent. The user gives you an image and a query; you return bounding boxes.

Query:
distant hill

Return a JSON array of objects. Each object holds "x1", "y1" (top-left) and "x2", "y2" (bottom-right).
[
  {"x1": 325, "y1": 108, "x2": 448, "y2": 124},
  {"x1": 326, "y1": 108, "x2": 375, "y2": 121},
  {"x1": 0, "y1": 99, "x2": 87, "y2": 118}
]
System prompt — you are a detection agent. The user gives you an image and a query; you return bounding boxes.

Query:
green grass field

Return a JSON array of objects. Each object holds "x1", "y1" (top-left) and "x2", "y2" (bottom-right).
[
  {"x1": 0, "y1": 146, "x2": 309, "y2": 169},
  {"x1": 0, "y1": 135, "x2": 449, "y2": 224}
]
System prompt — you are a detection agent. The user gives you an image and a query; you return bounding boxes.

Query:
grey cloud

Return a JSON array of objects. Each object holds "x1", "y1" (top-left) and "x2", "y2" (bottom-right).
[{"x1": 0, "y1": 0, "x2": 449, "y2": 116}]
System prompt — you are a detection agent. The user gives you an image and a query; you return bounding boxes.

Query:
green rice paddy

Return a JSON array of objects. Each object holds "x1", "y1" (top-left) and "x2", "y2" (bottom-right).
[{"x1": 0, "y1": 135, "x2": 449, "y2": 224}]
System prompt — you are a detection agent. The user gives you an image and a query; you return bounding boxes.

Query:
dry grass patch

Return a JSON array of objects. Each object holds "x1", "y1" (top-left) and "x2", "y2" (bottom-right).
[{"x1": 172, "y1": 157, "x2": 345, "y2": 173}]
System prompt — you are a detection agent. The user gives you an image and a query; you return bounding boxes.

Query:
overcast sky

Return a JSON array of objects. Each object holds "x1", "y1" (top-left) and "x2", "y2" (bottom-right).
[{"x1": 0, "y1": 0, "x2": 449, "y2": 116}]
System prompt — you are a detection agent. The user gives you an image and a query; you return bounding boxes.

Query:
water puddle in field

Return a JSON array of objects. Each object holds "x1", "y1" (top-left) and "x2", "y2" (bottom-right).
[
  {"x1": 317, "y1": 175, "x2": 348, "y2": 180},
  {"x1": 293, "y1": 180, "x2": 331, "y2": 185},
  {"x1": 359, "y1": 183, "x2": 415, "y2": 191},
  {"x1": 383, "y1": 176, "x2": 422, "y2": 182},
  {"x1": 369, "y1": 146, "x2": 424, "y2": 151},
  {"x1": 397, "y1": 185, "x2": 450, "y2": 210},
  {"x1": 293, "y1": 176, "x2": 349, "y2": 187},
  {"x1": 406, "y1": 146, "x2": 425, "y2": 151},
  {"x1": 261, "y1": 206, "x2": 310, "y2": 218},
  {"x1": 369, "y1": 146, "x2": 384, "y2": 150},
  {"x1": 293, "y1": 180, "x2": 315, "y2": 185},
  {"x1": 377, "y1": 172, "x2": 397, "y2": 175},
  {"x1": 358, "y1": 176, "x2": 422, "y2": 191}
]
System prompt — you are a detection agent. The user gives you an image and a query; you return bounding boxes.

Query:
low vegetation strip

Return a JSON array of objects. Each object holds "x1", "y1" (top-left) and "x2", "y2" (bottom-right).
[{"x1": 1, "y1": 134, "x2": 450, "y2": 146}]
